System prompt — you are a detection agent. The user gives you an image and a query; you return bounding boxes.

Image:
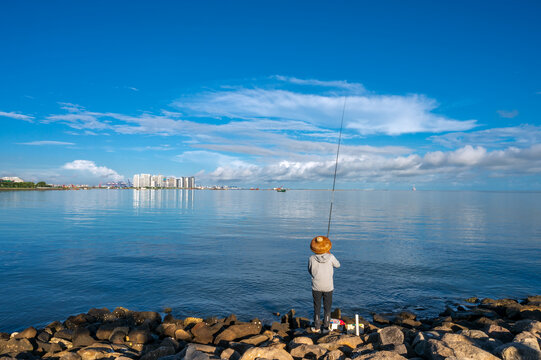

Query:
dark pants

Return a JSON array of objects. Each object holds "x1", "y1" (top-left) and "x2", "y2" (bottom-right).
[{"x1": 312, "y1": 290, "x2": 333, "y2": 329}]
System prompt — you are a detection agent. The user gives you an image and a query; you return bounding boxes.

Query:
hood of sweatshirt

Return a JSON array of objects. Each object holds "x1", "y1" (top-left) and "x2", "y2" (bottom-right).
[{"x1": 314, "y1": 253, "x2": 332, "y2": 263}]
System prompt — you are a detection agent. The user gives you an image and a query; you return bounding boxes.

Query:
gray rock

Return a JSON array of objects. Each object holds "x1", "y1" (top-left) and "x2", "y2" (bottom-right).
[
  {"x1": 59, "y1": 352, "x2": 82, "y2": 360},
  {"x1": 127, "y1": 329, "x2": 153, "y2": 344},
  {"x1": 72, "y1": 328, "x2": 95, "y2": 348},
  {"x1": 322, "y1": 349, "x2": 344, "y2": 360},
  {"x1": 288, "y1": 336, "x2": 314, "y2": 347},
  {"x1": 496, "y1": 342, "x2": 541, "y2": 360},
  {"x1": 377, "y1": 327, "x2": 404, "y2": 346},
  {"x1": 513, "y1": 332, "x2": 541, "y2": 352},
  {"x1": 0, "y1": 338, "x2": 34, "y2": 354},
  {"x1": 486, "y1": 324, "x2": 514, "y2": 343},
  {"x1": 37, "y1": 331, "x2": 52, "y2": 343},
  {"x1": 140, "y1": 346, "x2": 176, "y2": 360},
  {"x1": 239, "y1": 345, "x2": 293, "y2": 360},
  {"x1": 109, "y1": 329, "x2": 128, "y2": 344},
  {"x1": 512, "y1": 320, "x2": 541, "y2": 335},
  {"x1": 55, "y1": 329, "x2": 74, "y2": 341},
  {"x1": 354, "y1": 350, "x2": 407, "y2": 360}
]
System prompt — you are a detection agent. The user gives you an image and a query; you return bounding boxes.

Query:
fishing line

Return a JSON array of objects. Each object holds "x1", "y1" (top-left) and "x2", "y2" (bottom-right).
[{"x1": 326, "y1": 97, "x2": 347, "y2": 238}]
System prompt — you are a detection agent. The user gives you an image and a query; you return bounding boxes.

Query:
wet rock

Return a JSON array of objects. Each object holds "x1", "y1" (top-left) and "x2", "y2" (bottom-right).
[
  {"x1": 290, "y1": 317, "x2": 311, "y2": 329},
  {"x1": 354, "y1": 350, "x2": 407, "y2": 360},
  {"x1": 13, "y1": 327, "x2": 37, "y2": 339},
  {"x1": 127, "y1": 329, "x2": 152, "y2": 344},
  {"x1": 112, "y1": 307, "x2": 132, "y2": 319},
  {"x1": 46, "y1": 321, "x2": 65, "y2": 333},
  {"x1": 466, "y1": 297, "x2": 479, "y2": 303},
  {"x1": 239, "y1": 344, "x2": 293, "y2": 360},
  {"x1": 174, "y1": 329, "x2": 192, "y2": 342},
  {"x1": 158, "y1": 323, "x2": 178, "y2": 338},
  {"x1": 135, "y1": 312, "x2": 162, "y2": 328},
  {"x1": 228, "y1": 341, "x2": 255, "y2": 354},
  {"x1": 87, "y1": 308, "x2": 110, "y2": 322},
  {"x1": 214, "y1": 323, "x2": 262, "y2": 344},
  {"x1": 191, "y1": 323, "x2": 215, "y2": 344},
  {"x1": 65, "y1": 314, "x2": 91, "y2": 330},
  {"x1": 373, "y1": 314, "x2": 391, "y2": 325},
  {"x1": 377, "y1": 326, "x2": 404, "y2": 346}
]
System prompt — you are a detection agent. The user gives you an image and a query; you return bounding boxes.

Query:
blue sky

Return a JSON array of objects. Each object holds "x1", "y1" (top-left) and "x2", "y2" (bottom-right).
[{"x1": 1, "y1": 1, "x2": 540, "y2": 189}]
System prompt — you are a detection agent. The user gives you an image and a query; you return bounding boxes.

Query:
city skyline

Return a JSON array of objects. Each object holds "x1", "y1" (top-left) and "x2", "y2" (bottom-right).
[{"x1": 2, "y1": 2, "x2": 541, "y2": 189}]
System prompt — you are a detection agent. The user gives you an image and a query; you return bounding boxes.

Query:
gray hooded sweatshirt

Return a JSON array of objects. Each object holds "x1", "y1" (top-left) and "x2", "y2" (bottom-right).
[{"x1": 308, "y1": 253, "x2": 340, "y2": 292}]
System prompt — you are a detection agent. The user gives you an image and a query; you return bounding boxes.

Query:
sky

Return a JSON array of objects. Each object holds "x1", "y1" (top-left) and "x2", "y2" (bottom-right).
[{"x1": 1, "y1": 1, "x2": 540, "y2": 189}]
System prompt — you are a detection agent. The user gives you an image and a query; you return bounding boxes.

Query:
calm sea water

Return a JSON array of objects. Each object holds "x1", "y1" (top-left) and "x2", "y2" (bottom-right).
[{"x1": 1, "y1": 189, "x2": 540, "y2": 332}]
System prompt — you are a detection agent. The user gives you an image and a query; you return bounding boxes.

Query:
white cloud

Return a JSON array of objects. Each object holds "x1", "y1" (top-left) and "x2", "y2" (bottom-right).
[
  {"x1": 497, "y1": 109, "x2": 519, "y2": 118},
  {"x1": 272, "y1": 75, "x2": 366, "y2": 92},
  {"x1": 0, "y1": 111, "x2": 34, "y2": 122},
  {"x1": 430, "y1": 125, "x2": 541, "y2": 148},
  {"x1": 18, "y1": 141, "x2": 75, "y2": 146},
  {"x1": 62, "y1": 160, "x2": 123, "y2": 181},
  {"x1": 196, "y1": 145, "x2": 541, "y2": 184},
  {"x1": 175, "y1": 88, "x2": 477, "y2": 135}
]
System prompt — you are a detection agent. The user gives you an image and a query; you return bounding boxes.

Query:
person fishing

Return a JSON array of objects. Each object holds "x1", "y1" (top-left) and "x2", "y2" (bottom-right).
[{"x1": 308, "y1": 235, "x2": 340, "y2": 333}]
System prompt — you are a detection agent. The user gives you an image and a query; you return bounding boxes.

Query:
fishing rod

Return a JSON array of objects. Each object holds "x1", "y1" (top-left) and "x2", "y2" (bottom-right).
[{"x1": 326, "y1": 97, "x2": 347, "y2": 238}]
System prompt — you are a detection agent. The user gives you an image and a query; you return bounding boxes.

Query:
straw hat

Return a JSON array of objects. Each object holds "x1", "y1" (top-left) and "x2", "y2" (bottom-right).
[{"x1": 310, "y1": 235, "x2": 332, "y2": 254}]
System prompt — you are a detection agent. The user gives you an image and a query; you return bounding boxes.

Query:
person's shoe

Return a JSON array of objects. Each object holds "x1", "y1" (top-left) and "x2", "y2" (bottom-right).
[
  {"x1": 310, "y1": 327, "x2": 321, "y2": 333},
  {"x1": 321, "y1": 328, "x2": 330, "y2": 335}
]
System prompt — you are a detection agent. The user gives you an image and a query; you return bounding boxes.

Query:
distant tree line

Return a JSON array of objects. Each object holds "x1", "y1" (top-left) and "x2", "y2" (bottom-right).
[{"x1": 0, "y1": 180, "x2": 51, "y2": 188}]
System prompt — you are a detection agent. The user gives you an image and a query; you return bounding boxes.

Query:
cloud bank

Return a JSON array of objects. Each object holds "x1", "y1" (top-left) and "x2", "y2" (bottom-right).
[{"x1": 62, "y1": 160, "x2": 123, "y2": 182}]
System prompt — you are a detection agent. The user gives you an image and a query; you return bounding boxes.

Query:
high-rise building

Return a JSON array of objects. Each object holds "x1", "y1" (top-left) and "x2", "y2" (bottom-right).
[
  {"x1": 140, "y1": 174, "x2": 151, "y2": 187},
  {"x1": 133, "y1": 174, "x2": 140, "y2": 188},
  {"x1": 175, "y1": 178, "x2": 182, "y2": 188},
  {"x1": 188, "y1": 176, "x2": 195, "y2": 188},
  {"x1": 166, "y1": 177, "x2": 176, "y2": 188}
]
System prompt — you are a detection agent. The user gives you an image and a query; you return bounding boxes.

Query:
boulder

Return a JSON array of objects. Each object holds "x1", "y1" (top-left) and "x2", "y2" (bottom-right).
[
  {"x1": 224, "y1": 314, "x2": 237, "y2": 326},
  {"x1": 424, "y1": 339, "x2": 455, "y2": 360},
  {"x1": 191, "y1": 323, "x2": 215, "y2": 344},
  {"x1": 373, "y1": 314, "x2": 391, "y2": 325},
  {"x1": 288, "y1": 336, "x2": 314, "y2": 347},
  {"x1": 354, "y1": 350, "x2": 407, "y2": 360},
  {"x1": 127, "y1": 329, "x2": 152, "y2": 344},
  {"x1": 486, "y1": 324, "x2": 514, "y2": 343},
  {"x1": 512, "y1": 320, "x2": 541, "y2": 335},
  {"x1": 109, "y1": 329, "x2": 127, "y2": 345},
  {"x1": 65, "y1": 314, "x2": 91, "y2": 330},
  {"x1": 37, "y1": 331, "x2": 52, "y2": 343},
  {"x1": 322, "y1": 349, "x2": 344, "y2": 360},
  {"x1": 174, "y1": 329, "x2": 192, "y2": 342},
  {"x1": 178, "y1": 345, "x2": 211, "y2": 360},
  {"x1": 440, "y1": 333, "x2": 499, "y2": 360},
  {"x1": 50, "y1": 337, "x2": 73, "y2": 349},
  {"x1": 59, "y1": 352, "x2": 82, "y2": 360},
  {"x1": 139, "y1": 345, "x2": 176, "y2": 360},
  {"x1": 289, "y1": 343, "x2": 328, "y2": 359},
  {"x1": 0, "y1": 338, "x2": 35, "y2": 354},
  {"x1": 13, "y1": 327, "x2": 37, "y2": 339},
  {"x1": 55, "y1": 329, "x2": 74, "y2": 341},
  {"x1": 377, "y1": 326, "x2": 404, "y2": 346},
  {"x1": 135, "y1": 312, "x2": 162, "y2": 328},
  {"x1": 239, "y1": 345, "x2": 293, "y2": 360},
  {"x1": 239, "y1": 335, "x2": 268, "y2": 346},
  {"x1": 87, "y1": 308, "x2": 111, "y2": 322},
  {"x1": 72, "y1": 328, "x2": 95, "y2": 348},
  {"x1": 77, "y1": 343, "x2": 116, "y2": 360},
  {"x1": 513, "y1": 331, "x2": 541, "y2": 352},
  {"x1": 317, "y1": 334, "x2": 363, "y2": 352},
  {"x1": 221, "y1": 348, "x2": 241, "y2": 360},
  {"x1": 214, "y1": 323, "x2": 262, "y2": 344},
  {"x1": 496, "y1": 342, "x2": 541, "y2": 360}
]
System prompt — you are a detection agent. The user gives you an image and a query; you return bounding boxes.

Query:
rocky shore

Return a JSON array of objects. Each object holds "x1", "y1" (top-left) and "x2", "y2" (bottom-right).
[{"x1": 1, "y1": 296, "x2": 540, "y2": 360}]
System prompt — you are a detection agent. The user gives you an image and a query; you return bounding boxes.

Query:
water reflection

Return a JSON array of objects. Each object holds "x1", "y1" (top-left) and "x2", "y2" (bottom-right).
[{"x1": 132, "y1": 189, "x2": 194, "y2": 209}]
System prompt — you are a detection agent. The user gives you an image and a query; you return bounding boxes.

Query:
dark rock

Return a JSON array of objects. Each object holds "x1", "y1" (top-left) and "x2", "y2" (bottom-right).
[
  {"x1": 87, "y1": 308, "x2": 110, "y2": 322},
  {"x1": 139, "y1": 345, "x2": 176, "y2": 360},
  {"x1": 227, "y1": 341, "x2": 255, "y2": 354},
  {"x1": 95, "y1": 324, "x2": 115, "y2": 341},
  {"x1": 65, "y1": 314, "x2": 90, "y2": 330},
  {"x1": 512, "y1": 319, "x2": 541, "y2": 335},
  {"x1": 373, "y1": 314, "x2": 391, "y2": 325},
  {"x1": 76, "y1": 343, "x2": 116, "y2": 360},
  {"x1": 36, "y1": 331, "x2": 52, "y2": 343},
  {"x1": 46, "y1": 321, "x2": 65, "y2": 333},
  {"x1": 271, "y1": 322, "x2": 289, "y2": 333},
  {"x1": 354, "y1": 350, "x2": 407, "y2": 360},
  {"x1": 317, "y1": 334, "x2": 363, "y2": 351},
  {"x1": 290, "y1": 317, "x2": 310, "y2": 329},
  {"x1": 72, "y1": 328, "x2": 95, "y2": 348},
  {"x1": 331, "y1": 309, "x2": 341, "y2": 319},
  {"x1": 513, "y1": 331, "x2": 541, "y2": 352},
  {"x1": 214, "y1": 323, "x2": 262, "y2": 344},
  {"x1": 109, "y1": 329, "x2": 127, "y2": 345},
  {"x1": 239, "y1": 334, "x2": 268, "y2": 346},
  {"x1": 377, "y1": 326, "x2": 404, "y2": 346},
  {"x1": 54, "y1": 329, "x2": 74, "y2": 341},
  {"x1": 322, "y1": 349, "x2": 344, "y2": 360},
  {"x1": 36, "y1": 340, "x2": 63, "y2": 354},
  {"x1": 14, "y1": 327, "x2": 37, "y2": 339},
  {"x1": 0, "y1": 333, "x2": 9, "y2": 341},
  {"x1": 127, "y1": 329, "x2": 153, "y2": 344},
  {"x1": 466, "y1": 297, "x2": 479, "y2": 303}
]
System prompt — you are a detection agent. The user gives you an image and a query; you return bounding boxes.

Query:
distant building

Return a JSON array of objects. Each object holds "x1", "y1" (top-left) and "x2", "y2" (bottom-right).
[
  {"x1": 133, "y1": 174, "x2": 140, "y2": 188},
  {"x1": 188, "y1": 176, "x2": 195, "y2": 188},
  {"x1": 132, "y1": 173, "x2": 195, "y2": 189},
  {"x1": 140, "y1": 174, "x2": 151, "y2": 187},
  {"x1": 1, "y1": 176, "x2": 24, "y2": 183},
  {"x1": 166, "y1": 177, "x2": 176, "y2": 188}
]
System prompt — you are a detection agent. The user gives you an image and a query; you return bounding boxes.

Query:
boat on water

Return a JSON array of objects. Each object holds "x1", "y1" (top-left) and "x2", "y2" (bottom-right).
[{"x1": 276, "y1": 187, "x2": 286, "y2": 192}]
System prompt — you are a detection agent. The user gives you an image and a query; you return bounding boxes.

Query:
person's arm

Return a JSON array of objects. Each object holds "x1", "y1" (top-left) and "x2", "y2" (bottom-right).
[
  {"x1": 308, "y1": 258, "x2": 312, "y2": 275},
  {"x1": 332, "y1": 254, "x2": 340, "y2": 268}
]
